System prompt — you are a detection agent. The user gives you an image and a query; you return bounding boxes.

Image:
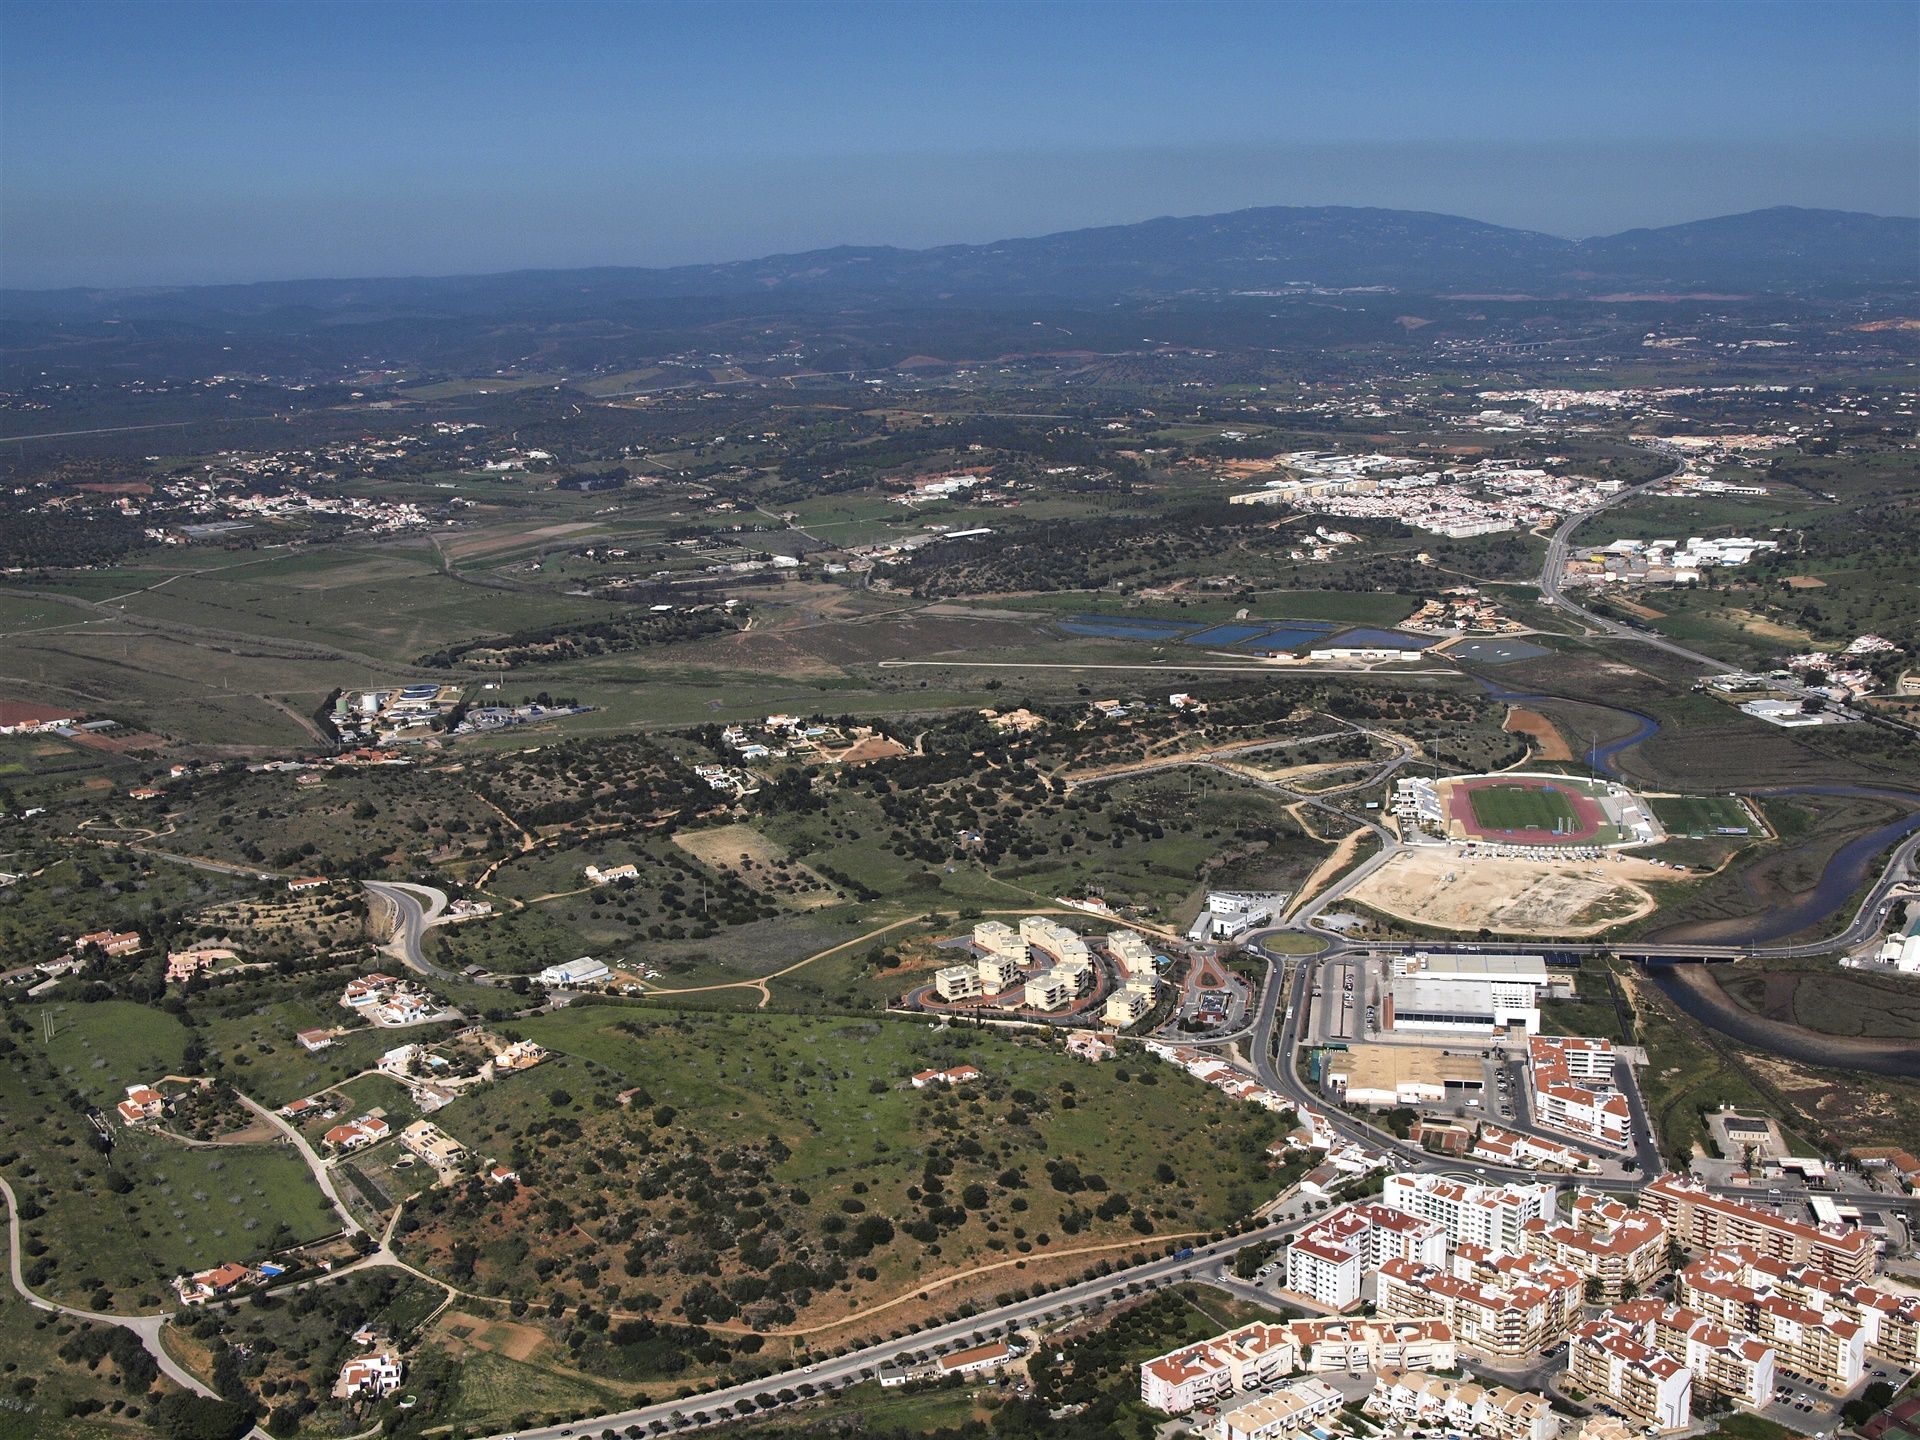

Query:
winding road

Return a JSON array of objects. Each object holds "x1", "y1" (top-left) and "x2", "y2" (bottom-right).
[{"x1": 0, "y1": 1175, "x2": 220, "y2": 1401}]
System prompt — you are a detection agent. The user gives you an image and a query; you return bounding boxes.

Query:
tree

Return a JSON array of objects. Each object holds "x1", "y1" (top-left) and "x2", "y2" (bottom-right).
[{"x1": 148, "y1": 1394, "x2": 255, "y2": 1440}]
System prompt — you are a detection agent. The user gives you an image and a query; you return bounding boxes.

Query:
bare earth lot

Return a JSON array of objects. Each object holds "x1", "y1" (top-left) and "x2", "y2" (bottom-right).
[{"x1": 1351, "y1": 846, "x2": 1678, "y2": 935}]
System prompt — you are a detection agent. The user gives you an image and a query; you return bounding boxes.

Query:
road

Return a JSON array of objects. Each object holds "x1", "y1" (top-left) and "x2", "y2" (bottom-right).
[
  {"x1": 364, "y1": 880, "x2": 455, "y2": 979},
  {"x1": 231, "y1": 1091, "x2": 364, "y2": 1237},
  {"x1": 478, "y1": 1216, "x2": 1317, "y2": 1439},
  {"x1": 0, "y1": 1175, "x2": 221, "y2": 1402},
  {"x1": 1535, "y1": 450, "x2": 1726, "y2": 672}
]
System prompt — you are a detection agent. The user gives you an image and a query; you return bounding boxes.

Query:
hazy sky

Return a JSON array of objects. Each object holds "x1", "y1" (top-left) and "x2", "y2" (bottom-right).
[{"x1": 3, "y1": 0, "x2": 1916, "y2": 289}]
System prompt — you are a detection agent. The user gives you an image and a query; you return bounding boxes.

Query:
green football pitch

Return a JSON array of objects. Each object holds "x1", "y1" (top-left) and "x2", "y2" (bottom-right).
[{"x1": 1467, "y1": 783, "x2": 1584, "y2": 834}]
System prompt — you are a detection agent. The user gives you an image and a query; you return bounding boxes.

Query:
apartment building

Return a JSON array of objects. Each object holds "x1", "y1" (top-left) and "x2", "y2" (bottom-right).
[
  {"x1": 1524, "y1": 1191, "x2": 1669, "y2": 1303},
  {"x1": 1023, "y1": 972, "x2": 1075, "y2": 1011},
  {"x1": 1528, "y1": 1035, "x2": 1630, "y2": 1149},
  {"x1": 977, "y1": 954, "x2": 1025, "y2": 993},
  {"x1": 1217, "y1": 1377, "x2": 1344, "y2": 1440},
  {"x1": 972, "y1": 920, "x2": 1025, "y2": 961},
  {"x1": 1103, "y1": 979, "x2": 1157, "y2": 1028},
  {"x1": 1709, "y1": 1250, "x2": 1920, "y2": 1370},
  {"x1": 1284, "y1": 1202, "x2": 1448, "y2": 1310},
  {"x1": 1677, "y1": 1249, "x2": 1870, "y2": 1391},
  {"x1": 1286, "y1": 1319, "x2": 1457, "y2": 1375},
  {"x1": 1376, "y1": 1250, "x2": 1582, "y2": 1362},
  {"x1": 1567, "y1": 1316, "x2": 1693, "y2": 1433},
  {"x1": 934, "y1": 965, "x2": 982, "y2": 1002},
  {"x1": 1139, "y1": 1322, "x2": 1299, "y2": 1413},
  {"x1": 1382, "y1": 1172, "x2": 1558, "y2": 1257},
  {"x1": 1602, "y1": 1299, "x2": 1776, "y2": 1409},
  {"x1": 1106, "y1": 928, "x2": 1158, "y2": 979},
  {"x1": 1638, "y1": 1176, "x2": 1876, "y2": 1282},
  {"x1": 1365, "y1": 1367, "x2": 1556, "y2": 1440},
  {"x1": 1019, "y1": 916, "x2": 1090, "y2": 965}
]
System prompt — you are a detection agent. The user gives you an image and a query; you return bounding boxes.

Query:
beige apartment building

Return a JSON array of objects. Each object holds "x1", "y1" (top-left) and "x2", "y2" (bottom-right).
[
  {"x1": 1637, "y1": 1176, "x2": 1874, "y2": 1282},
  {"x1": 1523, "y1": 1191, "x2": 1669, "y2": 1303}
]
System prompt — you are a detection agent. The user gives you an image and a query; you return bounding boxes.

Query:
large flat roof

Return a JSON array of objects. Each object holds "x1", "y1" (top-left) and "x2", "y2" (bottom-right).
[
  {"x1": 1410, "y1": 952, "x2": 1548, "y2": 980},
  {"x1": 1328, "y1": 1043, "x2": 1484, "y2": 1090}
]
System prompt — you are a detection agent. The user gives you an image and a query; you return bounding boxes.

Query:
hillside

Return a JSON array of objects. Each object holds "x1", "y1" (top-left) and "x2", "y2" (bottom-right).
[{"x1": 3, "y1": 204, "x2": 1912, "y2": 325}]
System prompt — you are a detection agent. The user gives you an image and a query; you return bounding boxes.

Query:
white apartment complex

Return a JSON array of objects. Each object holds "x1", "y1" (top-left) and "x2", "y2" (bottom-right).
[
  {"x1": 1382, "y1": 1173, "x2": 1558, "y2": 1257},
  {"x1": 1106, "y1": 928, "x2": 1158, "y2": 979},
  {"x1": 1217, "y1": 1378, "x2": 1343, "y2": 1440},
  {"x1": 1284, "y1": 1201, "x2": 1448, "y2": 1310},
  {"x1": 1528, "y1": 1035, "x2": 1630, "y2": 1149},
  {"x1": 1103, "y1": 979, "x2": 1157, "y2": 1028},
  {"x1": 972, "y1": 920, "x2": 1025, "y2": 960},
  {"x1": 934, "y1": 964, "x2": 982, "y2": 1001},
  {"x1": 1140, "y1": 1318, "x2": 1457, "y2": 1415}
]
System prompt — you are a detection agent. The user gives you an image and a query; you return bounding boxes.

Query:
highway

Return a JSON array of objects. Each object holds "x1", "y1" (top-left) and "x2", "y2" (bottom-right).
[{"x1": 1534, "y1": 449, "x2": 1727, "y2": 672}]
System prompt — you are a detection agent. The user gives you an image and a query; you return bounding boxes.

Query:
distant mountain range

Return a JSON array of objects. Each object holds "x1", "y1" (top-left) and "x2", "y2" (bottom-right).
[{"x1": 3, "y1": 204, "x2": 1914, "y2": 324}]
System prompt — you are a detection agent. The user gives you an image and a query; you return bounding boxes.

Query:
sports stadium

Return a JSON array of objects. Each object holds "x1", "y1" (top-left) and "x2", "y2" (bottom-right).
[{"x1": 1393, "y1": 772, "x2": 1663, "y2": 850}]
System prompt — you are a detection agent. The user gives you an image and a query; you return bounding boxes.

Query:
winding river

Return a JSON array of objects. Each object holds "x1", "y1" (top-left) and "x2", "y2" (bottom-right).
[
  {"x1": 1473, "y1": 676, "x2": 1920, "y2": 947},
  {"x1": 1647, "y1": 963, "x2": 1920, "y2": 1077}
]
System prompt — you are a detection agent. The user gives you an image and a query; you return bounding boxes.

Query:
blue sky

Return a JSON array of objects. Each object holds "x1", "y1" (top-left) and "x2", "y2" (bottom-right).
[{"x1": 2, "y1": 0, "x2": 1915, "y2": 288}]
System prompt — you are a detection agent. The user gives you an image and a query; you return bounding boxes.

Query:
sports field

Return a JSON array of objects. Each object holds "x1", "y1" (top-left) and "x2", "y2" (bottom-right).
[
  {"x1": 1444, "y1": 774, "x2": 1611, "y2": 845},
  {"x1": 1468, "y1": 782, "x2": 1584, "y2": 835},
  {"x1": 1649, "y1": 793, "x2": 1755, "y2": 837}
]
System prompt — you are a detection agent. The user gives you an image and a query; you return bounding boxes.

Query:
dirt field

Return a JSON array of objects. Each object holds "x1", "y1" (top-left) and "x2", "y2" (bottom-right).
[
  {"x1": 671, "y1": 821, "x2": 838, "y2": 907},
  {"x1": 1350, "y1": 846, "x2": 1678, "y2": 935},
  {"x1": 1782, "y1": 575, "x2": 1828, "y2": 589},
  {"x1": 436, "y1": 1311, "x2": 546, "y2": 1362},
  {"x1": 835, "y1": 734, "x2": 909, "y2": 764},
  {"x1": 1503, "y1": 706, "x2": 1574, "y2": 762}
]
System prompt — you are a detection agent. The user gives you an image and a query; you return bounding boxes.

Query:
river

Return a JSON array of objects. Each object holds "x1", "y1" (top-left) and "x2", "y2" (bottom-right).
[
  {"x1": 1647, "y1": 962, "x2": 1920, "y2": 1077},
  {"x1": 1473, "y1": 676, "x2": 1920, "y2": 947}
]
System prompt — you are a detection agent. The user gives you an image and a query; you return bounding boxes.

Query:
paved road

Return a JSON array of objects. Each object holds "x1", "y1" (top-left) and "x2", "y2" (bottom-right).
[
  {"x1": 364, "y1": 879, "x2": 455, "y2": 979},
  {"x1": 0, "y1": 1175, "x2": 221, "y2": 1402},
  {"x1": 1535, "y1": 450, "x2": 1723, "y2": 672},
  {"x1": 477, "y1": 1217, "x2": 1317, "y2": 1439}
]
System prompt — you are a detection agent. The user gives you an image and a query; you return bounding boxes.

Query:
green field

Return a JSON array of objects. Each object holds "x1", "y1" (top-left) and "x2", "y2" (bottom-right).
[
  {"x1": 401, "y1": 1007, "x2": 1286, "y2": 1335},
  {"x1": 1464, "y1": 781, "x2": 1585, "y2": 835},
  {"x1": 37, "y1": 1000, "x2": 190, "y2": 1105},
  {"x1": 1650, "y1": 793, "x2": 1757, "y2": 837},
  {"x1": 0, "y1": 1028, "x2": 339, "y2": 1309}
]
